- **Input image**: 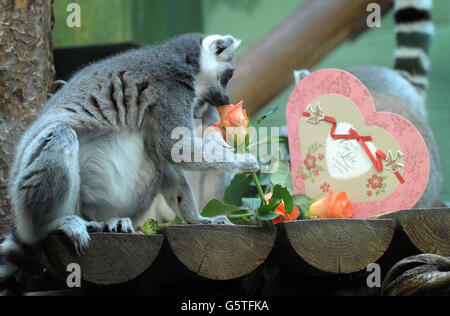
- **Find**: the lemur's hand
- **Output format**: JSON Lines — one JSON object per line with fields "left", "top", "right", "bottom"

{"left": 197, "top": 215, "right": 234, "bottom": 225}
{"left": 205, "top": 130, "right": 260, "bottom": 173}
{"left": 233, "top": 153, "right": 260, "bottom": 173}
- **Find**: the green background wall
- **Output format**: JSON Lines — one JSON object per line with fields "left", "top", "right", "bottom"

{"left": 53, "top": 0, "right": 203, "bottom": 47}
{"left": 52, "top": 0, "right": 449, "bottom": 204}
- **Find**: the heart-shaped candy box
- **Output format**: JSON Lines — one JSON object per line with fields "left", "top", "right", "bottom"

{"left": 286, "top": 69, "right": 429, "bottom": 218}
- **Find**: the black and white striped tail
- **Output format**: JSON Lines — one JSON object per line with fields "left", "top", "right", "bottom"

{"left": 0, "top": 234, "right": 34, "bottom": 296}
{"left": 394, "top": 0, "right": 434, "bottom": 97}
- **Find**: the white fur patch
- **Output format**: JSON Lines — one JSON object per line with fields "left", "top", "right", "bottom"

{"left": 397, "top": 70, "right": 429, "bottom": 86}
{"left": 396, "top": 21, "right": 434, "bottom": 35}
{"left": 194, "top": 34, "right": 241, "bottom": 98}
{"left": 0, "top": 235, "right": 21, "bottom": 255}
{"left": 395, "top": 47, "right": 430, "bottom": 71}
{"left": 202, "top": 34, "right": 242, "bottom": 61}
{"left": 78, "top": 130, "right": 153, "bottom": 220}
{"left": 14, "top": 209, "right": 36, "bottom": 245}
{"left": 294, "top": 70, "right": 310, "bottom": 85}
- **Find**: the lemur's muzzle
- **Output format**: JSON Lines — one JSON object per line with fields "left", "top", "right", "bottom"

{"left": 203, "top": 88, "right": 230, "bottom": 108}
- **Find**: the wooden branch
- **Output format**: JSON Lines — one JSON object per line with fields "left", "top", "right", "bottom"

{"left": 160, "top": 225, "right": 277, "bottom": 280}
{"left": 229, "top": 0, "right": 394, "bottom": 115}
{"left": 278, "top": 219, "right": 395, "bottom": 274}
{"left": 378, "top": 208, "right": 450, "bottom": 256}
{"left": 382, "top": 254, "right": 450, "bottom": 296}
{"left": 42, "top": 233, "right": 163, "bottom": 285}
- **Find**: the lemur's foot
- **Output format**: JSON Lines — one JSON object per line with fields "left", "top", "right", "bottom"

{"left": 85, "top": 220, "right": 104, "bottom": 233}
{"left": 198, "top": 215, "right": 234, "bottom": 225}
{"left": 103, "top": 218, "right": 135, "bottom": 233}
{"left": 58, "top": 215, "right": 93, "bottom": 255}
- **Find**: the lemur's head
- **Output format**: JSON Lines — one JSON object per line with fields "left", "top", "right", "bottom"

{"left": 194, "top": 34, "right": 241, "bottom": 108}
{"left": 168, "top": 33, "right": 240, "bottom": 124}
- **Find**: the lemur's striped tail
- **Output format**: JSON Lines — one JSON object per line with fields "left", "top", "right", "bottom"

{"left": 394, "top": 0, "right": 434, "bottom": 98}
{"left": 0, "top": 234, "right": 35, "bottom": 296}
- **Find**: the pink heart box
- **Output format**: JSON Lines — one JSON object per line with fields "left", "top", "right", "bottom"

{"left": 286, "top": 69, "right": 429, "bottom": 218}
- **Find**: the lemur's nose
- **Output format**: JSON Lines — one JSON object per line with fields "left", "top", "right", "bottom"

{"left": 220, "top": 94, "right": 230, "bottom": 107}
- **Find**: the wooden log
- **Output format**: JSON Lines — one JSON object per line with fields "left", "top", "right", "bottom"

{"left": 42, "top": 233, "right": 164, "bottom": 286}
{"left": 277, "top": 219, "right": 396, "bottom": 274}
{"left": 160, "top": 225, "right": 277, "bottom": 280}
{"left": 378, "top": 208, "right": 450, "bottom": 256}
{"left": 382, "top": 254, "right": 450, "bottom": 296}
{"left": 229, "top": 0, "right": 394, "bottom": 115}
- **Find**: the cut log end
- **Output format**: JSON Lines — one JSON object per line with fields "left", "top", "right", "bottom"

{"left": 379, "top": 208, "right": 450, "bottom": 256}
{"left": 279, "top": 219, "right": 396, "bottom": 274}
{"left": 42, "top": 233, "right": 164, "bottom": 285}
{"left": 161, "top": 225, "right": 277, "bottom": 280}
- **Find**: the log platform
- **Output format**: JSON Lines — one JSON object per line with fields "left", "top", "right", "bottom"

{"left": 32, "top": 207, "right": 449, "bottom": 295}
{"left": 159, "top": 225, "right": 277, "bottom": 280}
{"left": 277, "top": 219, "right": 396, "bottom": 274}
{"left": 378, "top": 208, "right": 450, "bottom": 256}
{"left": 41, "top": 233, "right": 164, "bottom": 286}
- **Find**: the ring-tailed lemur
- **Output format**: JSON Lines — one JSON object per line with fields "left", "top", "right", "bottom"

{"left": 0, "top": 33, "right": 259, "bottom": 294}
{"left": 296, "top": 0, "right": 442, "bottom": 208}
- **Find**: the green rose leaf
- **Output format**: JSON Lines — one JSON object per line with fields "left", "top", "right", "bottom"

{"left": 272, "top": 185, "right": 294, "bottom": 214}
{"left": 241, "top": 197, "right": 262, "bottom": 210}
{"left": 224, "top": 173, "right": 253, "bottom": 205}
{"left": 202, "top": 199, "right": 244, "bottom": 218}
{"left": 256, "top": 211, "right": 282, "bottom": 221}
{"left": 256, "top": 202, "right": 282, "bottom": 221}
{"left": 292, "top": 194, "right": 314, "bottom": 218}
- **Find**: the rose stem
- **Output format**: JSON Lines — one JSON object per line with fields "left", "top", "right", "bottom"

{"left": 228, "top": 212, "right": 254, "bottom": 219}
{"left": 252, "top": 172, "right": 267, "bottom": 204}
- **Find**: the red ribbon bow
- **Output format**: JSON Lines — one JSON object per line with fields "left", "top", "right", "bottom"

{"left": 303, "top": 112, "right": 405, "bottom": 184}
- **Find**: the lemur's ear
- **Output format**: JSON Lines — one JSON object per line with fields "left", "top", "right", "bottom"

{"left": 204, "top": 35, "right": 242, "bottom": 61}
{"left": 214, "top": 36, "right": 241, "bottom": 56}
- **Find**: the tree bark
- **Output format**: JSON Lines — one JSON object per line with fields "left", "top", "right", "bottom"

{"left": 0, "top": 0, "right": 55, "bottom": 238}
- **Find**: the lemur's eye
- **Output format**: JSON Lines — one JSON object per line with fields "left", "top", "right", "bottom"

{"left": 220, "top": 69, "right": 234, "bottom": 87}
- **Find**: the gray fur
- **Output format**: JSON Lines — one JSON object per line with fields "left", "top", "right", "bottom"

{"left": 1, "top": 33, "right": 258, "bottom": 292}
{"left": 347, "top": 66, "right": 426, "bottom": 119}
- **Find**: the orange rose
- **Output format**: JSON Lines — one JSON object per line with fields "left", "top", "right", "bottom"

{"left": 308, "top": 190, "right": 354, "bottom": 219}
{"left": 264, "top": 192, "right": 300, "bottom": 224}
{"left": 207, "top": 101, "right": 249, "bottom": 146}
{"left": 217, "top": 100, "right": 249, "bottom": 126}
